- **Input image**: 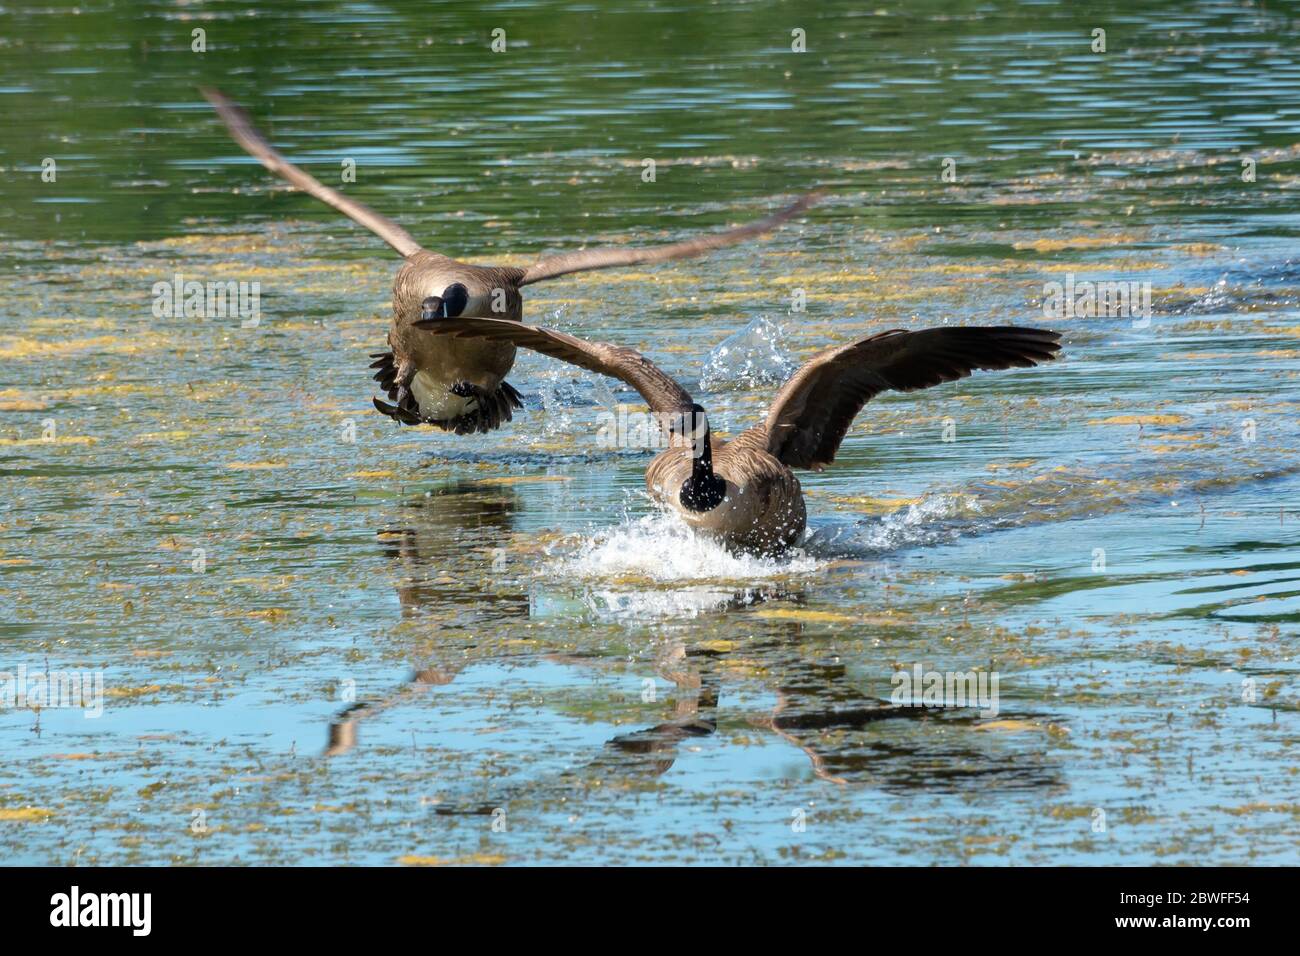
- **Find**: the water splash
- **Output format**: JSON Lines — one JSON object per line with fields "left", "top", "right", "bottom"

{"left": 808, "top": 493, "right": 987, "bottom": 554}
{"left": 1168, "top": 267, "right": 1300, "bottom": 315}
{"left": 533, "top": 371, "right": 582, "bottom": 440}
{"left": 580, "top": 585, "right": 773, "bottom": 620}
{"left": 555, "top": 509, "right": 822, "bottom": 583}
{"left": 699, "top": 316, "right": 795, "bottom": 392}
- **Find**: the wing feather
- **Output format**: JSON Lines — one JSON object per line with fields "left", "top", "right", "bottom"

{"left": 417, "top": 317, "right": 693, "bottom": 417}
{"left": 203, "top": 87, "right": 424, "bottom": 259}
{"left": 750, "top": 326, "right": 1061, "bottom": 470}
{"left": 518, "top": 192, "right": 820, "bottom": 286}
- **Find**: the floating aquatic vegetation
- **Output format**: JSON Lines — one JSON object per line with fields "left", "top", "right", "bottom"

{"left": 4, "top": 9, "right": 1300, "bottom": 866}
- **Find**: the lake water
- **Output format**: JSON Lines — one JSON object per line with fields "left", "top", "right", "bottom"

{"left": 1, "top": 0, "right": 1297, "bottom": 864}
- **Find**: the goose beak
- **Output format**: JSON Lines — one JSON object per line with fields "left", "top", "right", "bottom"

{"left": 414, "top": 295, "right": 446, "bottom": 327}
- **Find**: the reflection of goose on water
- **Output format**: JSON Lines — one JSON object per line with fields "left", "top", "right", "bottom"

{"left": 324, "top": 484, "right": 530, "bottom": 756}
{"left": 377, "top": 482, "right": 529, "bottom": 620}
{"left": 325, "top": 625, "right": 1060, "bottom": 801}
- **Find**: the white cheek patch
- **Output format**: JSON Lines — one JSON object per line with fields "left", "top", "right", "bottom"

{"left": 664, "top": 410, "right": 709, "bottom": 441}
{"left": 687, "top": 413, "right": 710, "bottom": 442}
{"left": 433, "top": 289, "right": 490, "bottom": 318}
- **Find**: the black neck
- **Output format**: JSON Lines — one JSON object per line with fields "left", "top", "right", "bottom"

{"left": 680, "top": 428, "right": 726, "bottom": 513}
{"left": 692, "top": 429, "right": 714, "bottom": 477}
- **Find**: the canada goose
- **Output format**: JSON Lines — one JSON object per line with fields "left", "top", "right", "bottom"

{"left": 417, "top": 318, "right": 1061, "bottom": 552}
{"left": 202, "top": 88, "right": 820, "bottom": 434}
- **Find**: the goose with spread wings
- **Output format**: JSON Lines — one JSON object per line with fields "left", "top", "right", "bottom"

{"left": 416, "top": 317, "right": 1062, "bottom": 552}
{"left": 202, "top": 88, "right": 819, "bottom": 434}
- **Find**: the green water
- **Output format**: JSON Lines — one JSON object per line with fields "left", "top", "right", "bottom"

{"left": 1, "top": 0, "right": 1297, "bottom": 865}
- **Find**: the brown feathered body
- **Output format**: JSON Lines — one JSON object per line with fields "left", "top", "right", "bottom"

{"left": 645, "top": 431, "right": 807, "bottom": 552}
{"left": 370, "top": 253, "right": 527, "bottom": 434}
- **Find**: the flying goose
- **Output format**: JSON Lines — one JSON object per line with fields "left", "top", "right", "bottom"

{"left": 416, "top": 318, "right": 1062, "bottom": 552}
{"left": 202, "top": 88, "right": 820, "bottom": 434}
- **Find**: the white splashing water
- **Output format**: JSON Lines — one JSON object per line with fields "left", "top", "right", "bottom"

{"left": 534, "top": 368, "right": 580, "bottom": 439}
{"left": 581, "top": 586, "right": 758, "bottom": 620}
{"left": 588, "top": 377, "right": 620, "bottom": 414}
{"left": 556, "top": 510, "right": 822, "bottom": 583}
{"left": 1188, "top": 275, "right": 1234, "bottom": 313}
{"left": 542, "top": 493, "right": 990, "bottom": 618}
{"left": 699, "top": 315, "right": 795, "bottom": 392}
{"left": 807, "top": 492, "right": 986, "bottom": 554}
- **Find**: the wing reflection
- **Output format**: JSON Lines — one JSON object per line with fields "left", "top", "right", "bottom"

{"left": 326, "top": 481, "right": 529, "bottom": 755}
{"left": 378, "top": 480, "right": 530, "bottom": 620}
{"left": 326, "top": 491, "right": 1061, "bottom": 797}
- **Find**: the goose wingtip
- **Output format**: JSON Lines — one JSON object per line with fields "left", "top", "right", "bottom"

{"left": 199, "top": 86, "right": 233, "bottom": 111}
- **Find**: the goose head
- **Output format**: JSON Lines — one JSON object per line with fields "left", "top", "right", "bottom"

{"left": 665, "top": 402, "right": 711, "bottom": 452}
{"left": 413, "top": 276, "right": 520, "bottom": 330}
{"left": 669, "top": 403, "right": 727, "bottom": 513}
{"left": 418, "top": 282, "right": 471, "bottom": 323}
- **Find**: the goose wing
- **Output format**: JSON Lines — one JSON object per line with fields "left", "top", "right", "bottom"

{"left": 518, "top": 192, "right": 820, "bottom": 286}
{"left": 417, "top": 317, "right": 693, "bottom": 417}
{"left": 202, "top": 88, "right": 424, "bottom": 259}
{"left": 748, "top": 326, "right": 1061, "bottom": 471}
